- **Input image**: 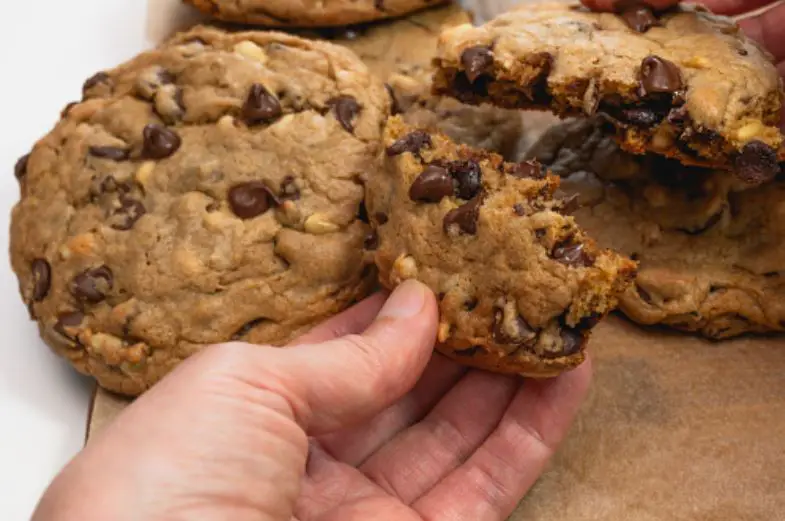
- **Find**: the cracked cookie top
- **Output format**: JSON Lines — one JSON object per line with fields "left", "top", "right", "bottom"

{"left": 184, "top": 0, "right": 449, "bottom": 27}
{"left": 10, "top": 26, "right": 389, "bottom": 395}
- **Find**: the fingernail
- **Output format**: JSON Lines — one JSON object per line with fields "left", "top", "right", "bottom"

{"left": 377, "top": 280, "right": 428, "bottom": 319}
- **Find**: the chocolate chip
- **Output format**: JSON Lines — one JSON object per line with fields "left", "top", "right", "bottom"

{"left": 639, "top": 56, "right": 683, "bottom": 96}
{"left": 357, "top": 202, "right": 370, "bottom": 223}
{"left": 71, "top": 266, "right": 113, "bottom": 303}
{"left": 552, "top": 241, "right": 594, "bottom": 267}
{"left": 54, "top": 311, "right": 85, "bottom": 340}
{"left": 242, "top": 84, "right": 283, "bottom": 125}
{"left": 31, "top": 259, "right": 51, "bottom": 302}
{"left": 443, "top": 193, "right": 484, "bottom": 235}
{"left": 513, "top": 203, "right": 526, "bottom": 216}
{"left": 110, "top": 197, "right": 147, "bottom": 230}
{"left": 734, "top": 140, "right": 780, "bottom": 184}
{"left": 492, "top": 309, "right": 535, "bottom": 344}
{"left": 279, "top": 176, "right": 300, "bottom": 200}
{"left": 620, "top": 108, "right": 661, "bottom": 127}
{"left": 386, "top": 130, "right": 432, "bottom": 156}
{"left": 327, "top": 96, "right": 361, "bottom": 133}
{"left": 14, "top": 154, "right": 30, "bottom": 181}
{"left": 141, "top": 124, "right": 181, "bottom": 159}
{"left": 374, "top": 212, "right": 389, "bottom": 225}
{"left": 509, "top": 160, "right": 544, "bottom": 179}
{"left": 448, "top": 160, "right": 482, "bottom": 199}
{"left": 228, "top": 182, "right": 277, "bottom": 219}
{"left": 617, "top": 1, "right": 660, "bottom": 33}
{"left": 82, "top": 72, "right": 110, "bottom": 95}
{"left": 461, "top": 46, "right": 494, "bottom": 83}
{"left": 364, "top": 230, "right": 379, "bottom": 250}
{"left": 385, "top": 83, "right": 402, "bottom": 115}
{"left": 558, "top": 328, "right": 585, "bottom": 357}
{"left": 88, "top": 146, "right": 129, "bottom": 161}
{"left": 231, "top": 318, "right": 268, "bottom": 340}
{"left": 453, "top": 346, "right": 482, "bottom": 357}
{"left": 410, "top": 166, "right": 454, "bottom": 203}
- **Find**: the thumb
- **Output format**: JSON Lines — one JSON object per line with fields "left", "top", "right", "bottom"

{"left": 276, "top": 279, "right": 439, "bottom": 435}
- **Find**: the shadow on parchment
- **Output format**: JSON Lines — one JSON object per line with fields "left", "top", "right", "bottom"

{"left": 145, "top": 0, "right": 208, "bottom": 45}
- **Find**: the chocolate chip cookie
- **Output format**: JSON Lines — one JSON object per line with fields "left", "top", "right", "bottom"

{"left": 10, "top": 26, "right": 389, "bottom": 396}
{"left": 184, "top": 0, "right": 449, "bottom": 27}
{"left": 527, "top": 117, "right": 785, "bottom": 339}
{"left": 366, "top": 116, "right": 637, "bottom": 376}
{"left": 317, "top": 3, "right": 525, "bottom": 159}
{"left": 433, "top": 2, "right": 785, "bottom": 184}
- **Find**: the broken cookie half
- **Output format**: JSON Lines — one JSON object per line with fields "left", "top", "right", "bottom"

{"left": 432, "top": 2, "right": 784, "bottom": 185}
{"left": 366, "top": 116, "right": 637, "bottom": 376}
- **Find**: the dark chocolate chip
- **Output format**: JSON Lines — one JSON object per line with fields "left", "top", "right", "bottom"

{"left": 453, "top": 345, "right": 482, "bottom": 357}
{"left": 279, "top": 176, "right": 300, "bottom": 200}
{"left": 327, "top": 96, "right": 361, "bottom": 133}
{"left": 509, "top": 160, "right": 544, "bottom": 179}
{"left": 577, "top": 313, "right": 603, "bottom": 330}
{"left": 448, "top": 160, "right": 482, "bottom": 199}
{"left": 461, "top": 46, "right": 494, "bottom": 83}
{"left": 620, "top": 108, "right": 661, "bottom": 127}
{"left": 31, "top": 259, "right": 51, "bottom": 302}
{"left": 513, "top": 203, "right": 526, "bottom": 216}
{"left": 617, "top": 1, "right": 660, "bottom": 33}
{"left": 559, "top": 328, "right": 585, "bottom": 356}
{"left": 88, "top": 146, "right": 129, "bottom": 161}
{"left": 54, "top": 311, "right": 85, "bottom": 340}
{"left": 141, "top": 124, "right": 181, "bottom": 159}
{"left": 734, "top": 140, "right": 780, "bottom": 185}
{"left": 364, "top": 231, "right": 379, "bottom": 250}
{"left": 111, "top": 197, "right": 147, "bottom": 231}
{"left": 82, "top": 72, "right": 110, "bottom": 95}
{"left": 242, "top": 84, "right": 283, "bottom": 125}
{"left": 443, "top": 193, "right": 484, "bottom": 235}
{"left": 639, "top": 55, "right": 683, "bottom": 96}
{"left": 464, "top": 298, "right": 478, "bottom": 311}
{"left": 410, "top": 166, "right": 454, "bottom": 203}
{"left": 71, "top": 266, "right": 113, "bottom": 304}
{"left": 492, "top": 309, "right": 535, "bottom": 344}
{"left": 374, "top": 212, "right": 389, "bottom": 225}
{"left": 14, "top": 154, "right": 30, "bottom": 181}
{"left": 385, "top": 83, "right": 402, "bottom": 115}
{"left": 231, "top": 318, "right": 268, "bottom": 340}
{"left": 552, "top": 241, "right": 594, "bottom": 267}
{"left": 228, "top": 182, "right": 277, "bottom": 219}
{"left": 386, "top": 130, "right": 433, "bottom": 156}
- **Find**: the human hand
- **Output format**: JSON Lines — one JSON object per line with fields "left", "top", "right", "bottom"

{"left": 32, "top": 280, "right": 592, "bottom": 521}
{"left": 580, "top": 0, "right": 785, "bottom": 79}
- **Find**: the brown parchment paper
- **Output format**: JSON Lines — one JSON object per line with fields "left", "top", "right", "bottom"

{"left": 86, "top": 1, "right": 785, "bottom": 519}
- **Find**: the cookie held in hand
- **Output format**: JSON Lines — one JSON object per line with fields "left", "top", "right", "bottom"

{"left": 366, "top": 117, "right": 637, "bottom": 376}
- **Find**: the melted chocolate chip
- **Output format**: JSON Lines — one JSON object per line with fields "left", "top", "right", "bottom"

{"left": 71, "top": 266, "right": 113, "bottom": 303}
{"left": 54, "top": 311, "right": 85, "bottom": 340}
{"left": 443, "top": 193, "right": 484, "bottom": 235}
{"left": 141, "top": 124, "right": 181, "bottom": 159}
{"left": 364, "top": 230, "right": 379, "bottom": 250}
{"left": 231, "top": 318, "right": 268, "bottom": 340}
{"left": 448, "top": 160, "right": 482, "bottom": 199}
{"left": 410, "top": 166, "right": 454, "bottom": 203}
{"left": 327, "top": 96, "right": 361, "bottom": 133}
{"left": 461, "top": 46, "right": 494, "bottom": 83}
{"left": 82, "top": 72, "right": 110, "bottom": 95}
{"left": 242, "top": 84, "right": 283, "bottom": 125}
{"left": 509, "top": 160, "right": 544, "bottom": 179}
{"left": 228, "top": 182, "right": 277, "bottom": 219}
{"left": 513, "top": 203, "right": 526, "bottom": 216}
{"left": 15, "top": 154, "right": 30, "bottom": 181}
{"left": 492, "top": 309, "right": 535, "bottom": 345}
{"left": 734, "top": 140, "right": 780, "bottom": 184}
{"left": 617, "top": 1, "right": 660, "bottom": 33}
{"left": 111, "top": 197, "right": 147, "bottom": 231}
{"left": 552, "top": 241, "right": 594, "bottom": 267}
{"left": 31, "top": 259, "right": 51, "bottom": 302}
{"left": 386, "top": 130, "right": 432, "bottom": 156}
{"left": 639, "top": 56, "right": 683, "bottom": 96}
{"left": 559, "top": 328, "right": 585, "bottom": 356}
{"left": 88, "top": 146, "right": 129, "bottom": 161}
{"left": 374, "top": 212, "right": 389, "bottom": 225}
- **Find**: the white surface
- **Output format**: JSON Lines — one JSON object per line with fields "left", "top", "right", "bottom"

{"left": 0, "top": 1, "right": 203, "bottom": 518}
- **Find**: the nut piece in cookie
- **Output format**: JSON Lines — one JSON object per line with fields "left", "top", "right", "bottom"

{"left": 527, "top": 117, "right": 785, "bottom": 340}
{"left": 10, "top": 26, "right": 390, "bottom": 396}
{"left": 367, "top": 116, "right": 637, "bottom": 376}
{"left": 432, "top": 2, "right": 784, "bottom": 184}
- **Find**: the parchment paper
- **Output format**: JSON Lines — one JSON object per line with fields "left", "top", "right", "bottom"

{"left": 87, "top": 1, "right": 785, "bottom": 519}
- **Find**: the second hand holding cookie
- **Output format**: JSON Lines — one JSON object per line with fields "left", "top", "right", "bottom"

{"left": 33, "top": 281, "right": 591, "bottom": 521}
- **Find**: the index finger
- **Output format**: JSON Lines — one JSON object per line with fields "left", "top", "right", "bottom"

{"left": 580, "top": 0, "right": 679, "bottom": 12}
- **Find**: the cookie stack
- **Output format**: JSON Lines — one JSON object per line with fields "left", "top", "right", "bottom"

{"left": 9, "top": 0, "right": 783, "bottom": 396}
